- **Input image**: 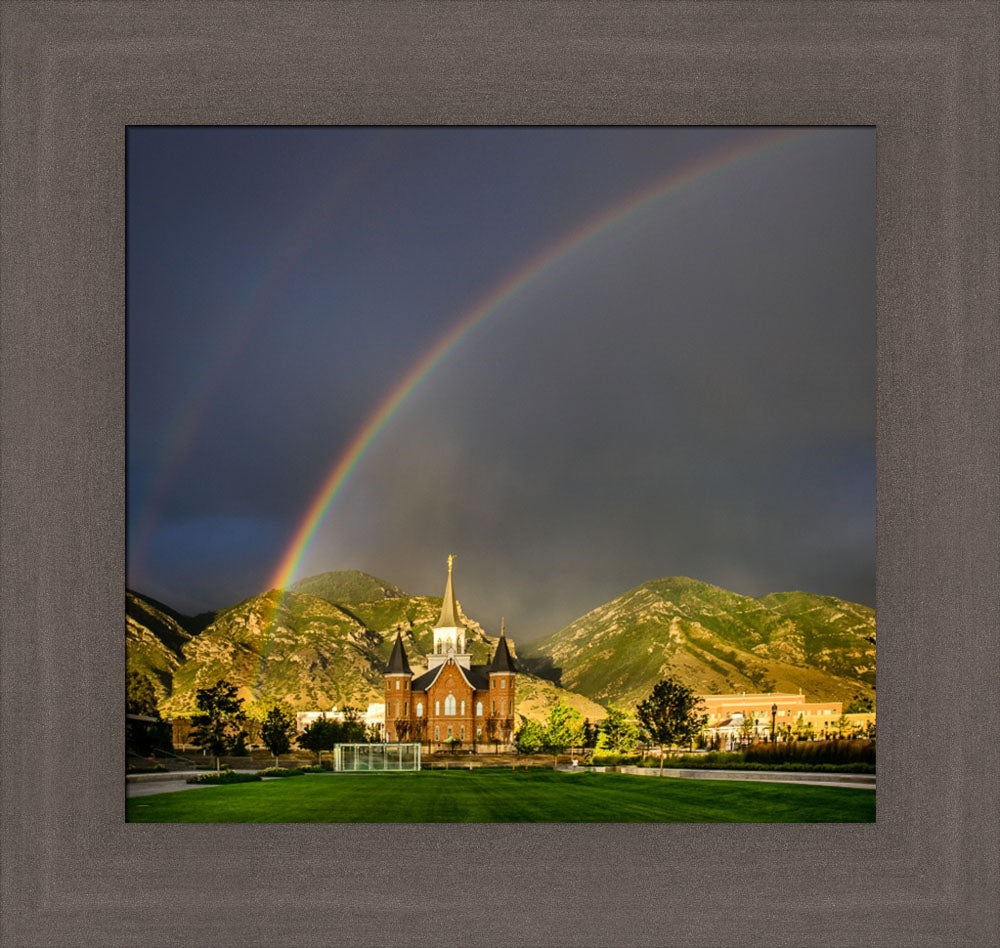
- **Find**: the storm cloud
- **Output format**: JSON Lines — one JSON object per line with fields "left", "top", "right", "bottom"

{"left": 127, "top": 127, "right": 874, "bottom": 640}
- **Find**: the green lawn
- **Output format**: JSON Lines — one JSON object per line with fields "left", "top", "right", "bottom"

{"left": 127, "top": 770, "right": 874, "bottom": 823}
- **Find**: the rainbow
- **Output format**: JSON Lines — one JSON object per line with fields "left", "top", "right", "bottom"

{"left": 266, "top": 127, "right": 814, "bottom": 604}
{"left": 128, "top": 130, "right": 403, "bottom": 587}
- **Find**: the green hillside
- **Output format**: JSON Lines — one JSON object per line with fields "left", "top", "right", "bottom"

{"left": 125, "top": 590, "right": 195, "bottom": 701}
{"left": 131, "top": 572, "right": 874, "bottom": 723}
{"left": 527, "top": 577, "right": 876, "bottom": 707}
{"left": 151, "top": 587, "right": 600, "bottom": 722}
{"left": 290, "top": 570, "right": 407, "bottom": 604}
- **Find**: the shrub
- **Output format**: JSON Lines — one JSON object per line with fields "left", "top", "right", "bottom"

{"left": 300, "top": 764, "right": 331, "bottom": 773}
{"left": 743, "top": 739, "right": 875, "bottom": 767}
{"left": 259, "top": 767, "right": 305, "bottom": 778}
{"left": 590, "top": 751, "right": 641, "bottom": 767}
{"left": 636, "top": 748, "right": 875, "bottom": 774}
{"left": 185, "top": 771, "right": 262, "bottom": 785}
{"left": 126, "top": 763, "right": 168, "bottom": 774}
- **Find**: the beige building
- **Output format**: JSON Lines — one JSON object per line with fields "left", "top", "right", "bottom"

{"left": 699, "top": 691, "right": 874, "bottom": 744}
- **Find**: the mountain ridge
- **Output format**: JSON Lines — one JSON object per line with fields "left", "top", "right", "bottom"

{"left": 525, "top": 576, "right": 875, "bottom": 706}
{"left": 127, "top": 570, "right": 874, "bottom": 722}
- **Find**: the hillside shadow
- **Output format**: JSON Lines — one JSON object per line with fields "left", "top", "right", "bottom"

{"left": 517, "top": 655, "right": 563, "bottom": 687}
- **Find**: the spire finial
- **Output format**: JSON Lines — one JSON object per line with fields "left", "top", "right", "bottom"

{"left": 447, "top": 553, "right": 455, "bottom": 573}
{"left": 500, "top": 617, "right": 505, "bottom": 637}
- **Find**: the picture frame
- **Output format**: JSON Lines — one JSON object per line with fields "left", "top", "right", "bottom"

{"left": 1, "top": 2, "right": 995, "bottom": 944}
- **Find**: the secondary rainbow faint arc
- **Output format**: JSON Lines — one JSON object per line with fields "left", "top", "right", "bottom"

{"left": 267, "top": 128, "right": 811, "bottom": 597}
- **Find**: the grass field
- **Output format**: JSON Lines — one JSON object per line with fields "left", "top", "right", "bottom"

{"left": 126, "top": 770, "right": 874, "bottom": 823}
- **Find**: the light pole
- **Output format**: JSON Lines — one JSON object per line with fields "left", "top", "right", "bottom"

{"left": 771, "top": 704, "right": 777, "bottom": 744}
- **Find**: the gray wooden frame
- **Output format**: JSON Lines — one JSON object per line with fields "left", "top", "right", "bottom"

{"left": 1, "top": 2, "right": 996, "bottom": 945}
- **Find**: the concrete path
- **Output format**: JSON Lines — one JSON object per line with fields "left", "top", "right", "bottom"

{"left": 579, "top": 765, "right": 875, "bottom": 790}
{"left": 126, "top": 770, "right": 258, "bottom": 797}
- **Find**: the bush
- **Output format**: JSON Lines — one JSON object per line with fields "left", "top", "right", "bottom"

{"left": 743, "top": 739, "right": 875, "bottom": 767}
{"left": 590, "top": 751, "right": 642, "bottom": 766}
{"left": 300, "top": 764, "right": 332, "bottom": 773}
{"left": 636, "top": 746, "right": 875, "bottom": 774}
{"left": 259, "top": 767, "right": 305, "bottom": 778}
{"left": 126, "top": 763, "right": 168, "bottom": 774}
{"left": 185, "top": 771, "right": 262, "bottom": 785}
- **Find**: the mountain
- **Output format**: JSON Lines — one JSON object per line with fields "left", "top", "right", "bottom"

{"left": 157, "top": 587, "right": 603, "bottom": 722}
{"left": 526, "top": 577, "right": 876, "bottom": 708}
{"left": 290, "top": 569, "right": 407, "bottom": 604}
{"left": 126, "top": 590, "right": 196, "bottom": 701}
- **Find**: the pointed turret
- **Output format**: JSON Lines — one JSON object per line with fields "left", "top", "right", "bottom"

{"left": 387, "top": 631, "right": 412, "bottom": 675}
{"left": 489, "top": 619, "right": 516, "bottom": 673}
{"left": 435, "top": 553, "right": 462, "bottom": 629}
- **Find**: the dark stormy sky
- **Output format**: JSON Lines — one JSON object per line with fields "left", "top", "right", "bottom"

{"left": 127, "top": 127, "right": 874, "bottom": 643}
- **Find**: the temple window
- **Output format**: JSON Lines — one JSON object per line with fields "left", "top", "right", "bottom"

{"left": 416, "top": 701, "right": 423, "bottom": 717}
{"left": 476, "top": 701, "right": 483, "bottom": 716}
{"left": 444, "top": 694, "right": 456, "bottom": 715}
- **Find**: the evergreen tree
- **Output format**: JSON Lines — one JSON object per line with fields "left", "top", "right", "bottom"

{"left": 126, "top": 671, "right": 159, "bottom": 716}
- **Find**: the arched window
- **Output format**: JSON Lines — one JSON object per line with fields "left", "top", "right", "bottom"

{"left": 444, "top": 694, "right": 456, "bottom": 716}
{"left": 447, "top": 725, "right": 452, "bottom": 738}
{"left": 476, "top": 701, "right": 483, "bottom": 716}
{"left": 435, "top": 726, "right": 439, "bottom": 740}
{"left": 501, "top": 679, "right": 506, "bottom": 688}
{"left": 435, "top": 700, "right": 440, "bottom": 716}
{"left": 416, "top": 701, "right": 423, "bottom": 717}
{"left": 460, "top": 726, "right": 465, "bottom": 739}
{"left": 460, "top": 699, "right": 465, "bottom": 716}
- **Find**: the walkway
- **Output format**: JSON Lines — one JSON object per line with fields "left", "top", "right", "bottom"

{"left": 580, "top": 765, "right": 875, "bottom": 790}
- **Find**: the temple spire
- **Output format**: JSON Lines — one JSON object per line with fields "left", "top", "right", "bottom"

{"left": 436, "top": 553, "right": 462, "bottom": 630}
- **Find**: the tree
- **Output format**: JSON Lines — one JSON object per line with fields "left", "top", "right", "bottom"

{"left": 297, "top": 715, "right": 341, "bottom": 764}
{"left": 582, "top": 718, "right": 599, "bottom": 749}
{"left": 845, "top": 695, "right": 875, "bottom": 714}
{"left": 126, "top": 671, "right": 159, "bottom": 716}
{"left": 340, "top": 705, "right": 367, "bottom": 743}
{"left": 260, "top": 705, "right": 297, "bottom": 766}
{"left": 836, "top": 714, "right": 850, "bottom": 738}
{"left": 636, "top": 677, "right": 706, "bottom": 775}
{"left": 738, "top": 712, "right": 756, "bottom": 747}
{"left": 484, "top": 714, "right": 500, "bottom": 753}
{"left": 514, "top": 715, "right": 546, "bottom": 754}
{"left": 189, "top": 679, "right": 246, "bottom": 774}
{"left": 596, "top": 707, "right": 641, "bottom": 754}
{"left": 543, "top": 700, "right": 585, "bottom": 770}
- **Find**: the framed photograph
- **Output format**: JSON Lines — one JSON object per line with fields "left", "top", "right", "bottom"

{"left": 2, "top": 2, "right": 996, "bottom": 945}
{"left": 124, "top": 124, "right": 876, "bottom": 825}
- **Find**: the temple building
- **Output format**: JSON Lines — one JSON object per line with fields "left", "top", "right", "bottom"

{"left": 384, "top": 555, "right": 516, "bottom": 752}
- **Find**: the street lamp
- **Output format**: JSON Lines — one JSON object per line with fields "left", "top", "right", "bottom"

{"left": 771, "top": 704, "right": 778, "bottom": 744}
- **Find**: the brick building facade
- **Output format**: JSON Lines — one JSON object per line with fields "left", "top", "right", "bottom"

{"left": 384, "top": 556, "right": 516, "bottom": 752}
